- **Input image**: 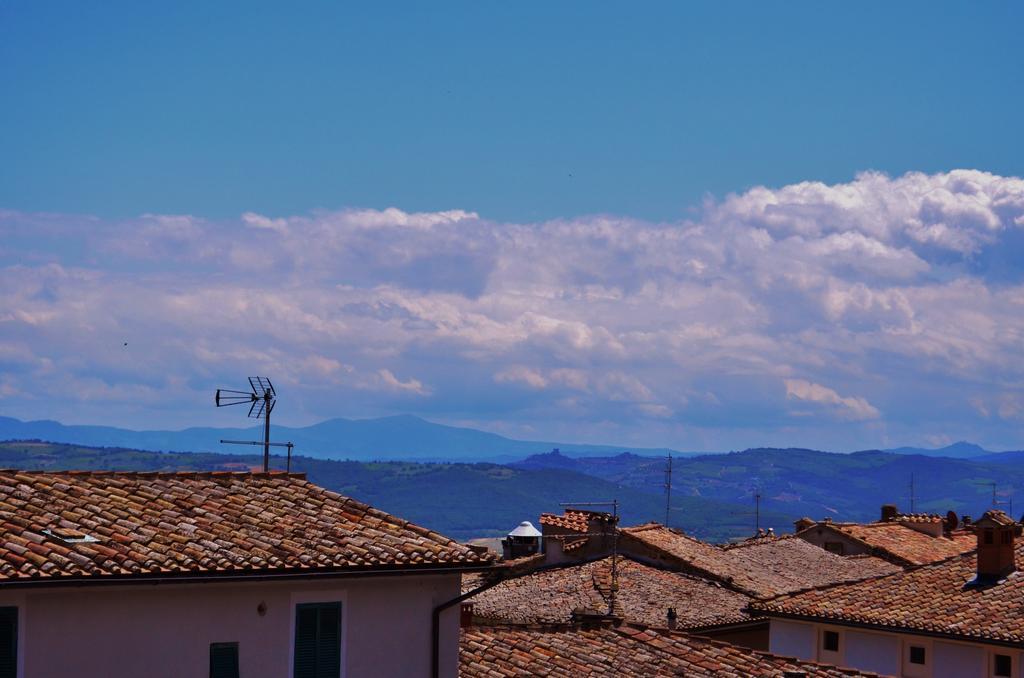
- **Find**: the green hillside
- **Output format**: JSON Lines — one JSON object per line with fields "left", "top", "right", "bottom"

{"left": 0, "top": 440, "right": 782, "bottom": 542}
{"left": 517, "top": 447, "right": 1024, "bottom": 524}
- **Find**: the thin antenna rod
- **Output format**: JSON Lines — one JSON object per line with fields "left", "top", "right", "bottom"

{"left": 611, "top": 499, "right": 618, "bottom": 616}
{"left": 263, "top": 401, "right": 271, "bottom": 472}
{"left": 664, "top": 454, "right": 672, "bottom": 527}
{"left": 755, "top": 492, "right": 761, "bottom": 533}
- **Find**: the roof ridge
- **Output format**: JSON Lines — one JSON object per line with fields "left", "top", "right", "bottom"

{"left": 721, "top": 533, "right": 797, "bottom": 550}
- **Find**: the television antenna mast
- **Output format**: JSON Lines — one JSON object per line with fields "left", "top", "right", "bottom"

{"left": 214, "top": 376, "right": 278, "bottom": 472}
{"left": 664, "top": 454, "right": 672, "bottom": 527}
{"left": 977, "top": 481, "right": 1013, "bottom": 514}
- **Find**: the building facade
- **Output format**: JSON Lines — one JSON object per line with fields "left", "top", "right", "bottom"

{"left": 756, "top": 510, "right": 1024, "bottom": 678}
{"left": 0, "top": 470, "right": 493, "bottom": 678}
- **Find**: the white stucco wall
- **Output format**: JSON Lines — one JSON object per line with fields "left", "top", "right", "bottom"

{"left": 844, "top": 630, "right": 899, "bottom": 676}
{"left": 0, "top": 573, "right": 462, "bottom": 678}
{"left": 769, "top": 619, "right": 1024, "bottom": 678}
{"left": 933, "top": 640, "right": 987, "bottom": 678}
{"left": 768, "top": 619, "right": 815, "bottom": 660}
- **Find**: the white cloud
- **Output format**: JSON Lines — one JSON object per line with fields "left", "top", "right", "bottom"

{"left": 2, "top": 171, "right": 1024, "bottom": 448}
{"left": 784, "top": 379, "right": 880, "bottom": 421}
{"left": 494, "top": 366, "right": 548, "bottom": 390}
{"left": 241, "top": 212, "right": 289, "bottom": 234}
{"left": 377, "top": 369, "right": 430, "bottom": 396}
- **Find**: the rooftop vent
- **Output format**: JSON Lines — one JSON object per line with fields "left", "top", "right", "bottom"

{"left": 43, "top": 527, "right": 99, "bottom": 544}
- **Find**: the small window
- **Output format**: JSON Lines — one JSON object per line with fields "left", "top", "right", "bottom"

{"left": 985, "top": 530, "right": 994, "bottom": 545}
{"left": 822, "top": 630, "right": 839, "bottom": 652}
{"left": 1001, "top": 531, "right": 1012, "bottom": 544}
{"left": 0, "top": 607, "right": 15, "bottom": 678}
{"left": 994, "top": 654, "right": 1012, "bottom": 678}
{"left": 909, "top": 645, "right": 926, "bottom": 665}
{"left": 209, "top": 643, "right": 239, "bottom": 678}
{"left": 294, "top": 602, "right": 342, "bottom": 678}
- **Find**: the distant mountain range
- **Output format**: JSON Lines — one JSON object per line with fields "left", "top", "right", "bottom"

{"left": 883, "top": 441, "right": 994, "bottom": 459}
{"left": 0, "top": 415, "right": 1016, "bottom": 463}
{"left": 0, "top": 415, "right": 689, "bottom": 462}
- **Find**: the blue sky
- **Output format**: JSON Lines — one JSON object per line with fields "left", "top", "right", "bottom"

{"left": 3, "top": 2, "right": 1022, "bottom": 221}
{"left": 1, "top": 3, "right": 1023, "bottom": 451}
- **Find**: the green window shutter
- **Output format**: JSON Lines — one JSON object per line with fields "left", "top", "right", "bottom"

{"left": 0, "top": 607, "right": 16, "bottom": 678}
{"left": 294, "top": 606, "right": 319, "bottom": 677}
{"left": 209, "top": 642, "right": 239, "bottom": 678}
{"left": 294, "top": 603, "right": 342, "bottom": 678}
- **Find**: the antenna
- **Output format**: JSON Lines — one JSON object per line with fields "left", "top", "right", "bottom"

{"left": 754, "top": 491, "right": 761, "bottom": 533}
{"left": 664, "top": 454, "right": 672, "bottom": 527}
{"left": 975, "top": 481, "right": 1012, "bottom": 513}
{"left": 219, "top": 439, "right": 296, "bottom": 473}
{"left": 215, "top": 376, "right": 277, "bottom": 472}
{"left": 726, "top": 483, "right": 765, "bottom": 539}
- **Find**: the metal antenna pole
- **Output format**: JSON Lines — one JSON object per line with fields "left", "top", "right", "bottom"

{"left": 610, "top": 499, "right": 618, "bottom": 616}
{"left": 220, "top": 439, "right": 296, "bottom": 473}
{"left": 215, "top": 376, "right": 279, "bottom": 472}
{"left": 664, "top": 454, "right": 672, "bottom": 527}
{"left": 263, "top": 396, "right": 271, "bottom": 472}
{"left": 755, "top": 492, "right": 761, "bottom": 533}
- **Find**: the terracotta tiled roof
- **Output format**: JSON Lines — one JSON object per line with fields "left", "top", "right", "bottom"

{"left": 809, "top": 522, "right": 976, "bottom": 566}
{"left": 719, "top": 535, "right": 900, "bottom": 596}
{"left": 460, "top": 624, "right": 880, "bottom": 677}
{"left": 621, "top": 523, "right": 729, "bottom": 572}
{"left": 622, "top": 524, "right": 898, "bottom": 598}
{"left": 560, "top": 537, "right": 587, "bottom": 552}
{"left": 752, "top": 543, "right": 1024, "bottom": 645}
{"left": 538, "top": 509, "right": 613, "bottom": 533}
{"left": 0, "top": 470, "right": 492, "bottom": 583}
{"left": 977, "top": 509, "right": 1016, "bottom": 527}
{"left": 464, "top": 556, "right": 755, "bottom": 630}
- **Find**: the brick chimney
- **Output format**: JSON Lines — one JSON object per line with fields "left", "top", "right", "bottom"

{"left": 974, "top": 510, "right": 1017, "bottom": 581}
{"left": 793, "top": 517, "right": 815, "bottom": 532}
{"left": 880, "top": 504, "right": 898, "bottom": 522}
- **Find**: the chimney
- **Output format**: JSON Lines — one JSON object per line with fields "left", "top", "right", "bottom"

{"left": 974, "top": 510, "right": 1017, "bottom": 582}
{"left": 666, "top": 607, "right": 678, "bottom": 630}
{"left": 460, "top": 603, "right": 475, "bottom": 628}
{"left": 945, "top": 510, "right": 959, "bottom": 534}
{"left": 880, "top": 504, "right": 898, "bottom": 522}
{"left": 793, "top": 517, "right": 815, "bottom": 532}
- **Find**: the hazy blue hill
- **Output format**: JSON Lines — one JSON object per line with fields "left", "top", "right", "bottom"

{"left": 0, "top": 415, "right": 690, "bottom": 462}
{"left": 519, "top": 446, "right": 1024, "bottom": 526}
{"left": 0, "top": 440, "right": 777, "bottom": 542}
{"left": 884, "top": 441, "right": 992, "bottom": 459}
{"left": 977, "top": 451, "right": 1024, "bottom": 464}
